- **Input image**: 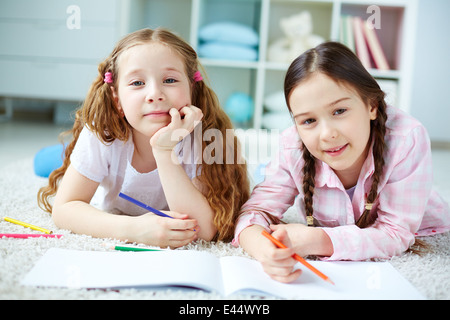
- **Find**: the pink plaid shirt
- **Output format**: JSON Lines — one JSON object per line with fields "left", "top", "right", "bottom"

{"left": 233, "top": 106, "right": 450, "bottom": 260}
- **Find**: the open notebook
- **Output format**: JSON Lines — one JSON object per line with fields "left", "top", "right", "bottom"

{"left": 21, "top": 248, "right": 424, "bottom": 299}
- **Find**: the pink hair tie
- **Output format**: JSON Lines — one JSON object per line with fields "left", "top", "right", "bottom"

{"left": 193, "top": 71, "right": 203, "bottom": 82}
{"left": 104, "top": 72, "right": 113, "bottom": 84}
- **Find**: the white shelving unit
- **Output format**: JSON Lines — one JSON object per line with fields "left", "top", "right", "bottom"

{"left": 123, "top": 0, "right": 418, "bottom": 130}
{"left": 0, "top": 0, "right": 417, "bottom": 128}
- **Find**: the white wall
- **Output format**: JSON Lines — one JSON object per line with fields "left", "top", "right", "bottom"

{"left": 410, "top": 0, "right": 450, "bottom": 143}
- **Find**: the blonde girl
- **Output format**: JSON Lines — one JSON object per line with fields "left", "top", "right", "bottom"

{"left": 38, "top": 28, "right": 249, "bottom": 247}
{"left": 234, "top": 42, "right": 450, "bottom": 283}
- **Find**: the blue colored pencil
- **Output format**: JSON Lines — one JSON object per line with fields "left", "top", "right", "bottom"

{"left": 118, "top": 192, "right": 173, "bottom": 219}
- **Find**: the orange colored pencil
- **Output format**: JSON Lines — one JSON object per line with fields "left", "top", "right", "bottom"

{"left": 261, "top": 230, "right": 334, "bottom": 285}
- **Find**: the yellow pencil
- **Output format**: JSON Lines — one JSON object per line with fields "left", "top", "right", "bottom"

{"left": 3, "top": 217, "right": 52, "bottom": 234}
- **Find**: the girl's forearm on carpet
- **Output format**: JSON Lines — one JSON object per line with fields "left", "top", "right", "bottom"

{"left": 52, "top": 201, "right": 132, "bottom": 241}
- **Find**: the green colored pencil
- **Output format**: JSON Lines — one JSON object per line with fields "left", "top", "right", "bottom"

{"left": 114, "top": 245, "right": 162, "bottom": 252}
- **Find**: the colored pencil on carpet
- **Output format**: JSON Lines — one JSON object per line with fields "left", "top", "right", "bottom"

{"left": 261, "top": 230, "right": 335, "bottom": 285}
{"left": 0, "top": 233, "right": 63, "bottom": 239}
{"left": 3, "top": 216, "right": 52, "bottom": 234}
{"left": 114, "top": 245, "right": 163, "bottom": 252}
{"left": 118, "top": 192, "right": 173, "bottom": 219}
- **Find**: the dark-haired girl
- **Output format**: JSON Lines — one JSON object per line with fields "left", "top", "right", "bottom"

{"left": 234, "top": 42, "right": 450, "bottom": 283}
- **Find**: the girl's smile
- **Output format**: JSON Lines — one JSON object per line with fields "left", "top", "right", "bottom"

{"left": 289, "top": 72, "right": 377, "bottom": 188}
{"left": 324, "top": 143, "right": 348, "bottom": 157}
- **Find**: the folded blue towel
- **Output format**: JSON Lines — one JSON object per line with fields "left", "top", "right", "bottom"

{"left": 199, "top": 22, "right": 259, "bottom": 47}
{"left": 199, "top": 42, "right": 258, "bottom": 61}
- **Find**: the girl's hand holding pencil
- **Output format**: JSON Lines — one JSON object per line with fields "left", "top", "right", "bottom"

{"left": 256, "top": 228, "right": 304, "bottom": 283}
{"left": 119, "top": 193, "right": 198, "bottom": 248}
{"left": 262, "top": 229, "right": 334, "bottom": 285}
{"left": 132, "top": 212, "right": 198, "bottom": 248}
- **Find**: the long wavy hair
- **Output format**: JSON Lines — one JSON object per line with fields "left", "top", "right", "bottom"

{"left": 284, "top": 41, "right": 388, "bottom": 229}
{"left": 37, "top": 28, "right": 250, "bottom": 242}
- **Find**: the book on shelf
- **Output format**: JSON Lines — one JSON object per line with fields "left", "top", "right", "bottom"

{"left": 21, "top": 248, "right": 424, "bottom": 299}
{"left": 362, "top": 19, "right": 390, "bottom": 70}
{"left": 340, "top": 15, "right": 356, "bottom": 54}
{"left": 352, "top": 16, "right": 372, "bottom": 69}
{"left": 340, "top": 15, "right": 390, "bottom": 71}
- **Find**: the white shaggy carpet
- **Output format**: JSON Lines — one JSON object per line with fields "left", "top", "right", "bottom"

{"left": 0, "top": 157, "right": 449, "bottom": 300}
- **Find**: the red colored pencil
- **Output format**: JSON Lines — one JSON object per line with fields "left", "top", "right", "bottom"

{"left": 0, "top": 233, "right": 63, "bottom": 239}
{"left": 262, "top": 230, "right": 334, "bottom": 285}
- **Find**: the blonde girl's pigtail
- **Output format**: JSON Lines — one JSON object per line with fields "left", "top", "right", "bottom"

{"left": 194, "top": 78, "right": 250, "bottom": 242}
{"left": 37, "top": 60, "right": 127, "bottom": 213}
{"left": 37, "top": 109, "right": 84, "bottom": 213}
{"left": 82, "top": 63, "right": 130, "bottom": 143}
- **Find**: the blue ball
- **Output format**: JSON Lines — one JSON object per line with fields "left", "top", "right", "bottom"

{"left": 225, "top": 92, "right": 254, "bottom": 123}
{"left": 34, "top": 144, "right": 66, "bottom": 177}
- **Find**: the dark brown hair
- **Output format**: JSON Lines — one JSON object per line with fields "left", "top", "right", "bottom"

{"left": 284, "top": 41, "right": 388, "bottom": 228}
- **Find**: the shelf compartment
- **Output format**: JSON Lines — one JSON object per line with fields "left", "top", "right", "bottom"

{"left": 203, "top": 65, "right": 257, "bottom": 122}
{"left": 340, "top": 4, "right": 405, "bottom": 71}
{"left": 196, "top": 0, "right": 262, "bottom": 62}
{"left": 128, "top": 0, "right": 193, "bottom": 42}
{"left": 267, "top": 0, "right": 333, "bottom": 64}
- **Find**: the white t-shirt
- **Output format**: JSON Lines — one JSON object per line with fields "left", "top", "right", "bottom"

{"left": 70, "top": 127, "right": 201, "bottom": 216}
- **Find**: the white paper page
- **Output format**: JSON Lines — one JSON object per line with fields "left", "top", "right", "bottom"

{"left": 220, "top": 257, "right": 425, "bottom": 299}
{"left": 21, "top": 248, "right": 224, "bottom": 293}
{"left": 220, "top": 255, "right": 287, "bottom": 297}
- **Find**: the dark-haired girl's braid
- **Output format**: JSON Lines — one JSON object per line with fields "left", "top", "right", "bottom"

{"left": 302, "top": 146, "right": 316, "bottom": 226}
{"left": 356, "top": 102, "right": 388, "bottom": 228}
